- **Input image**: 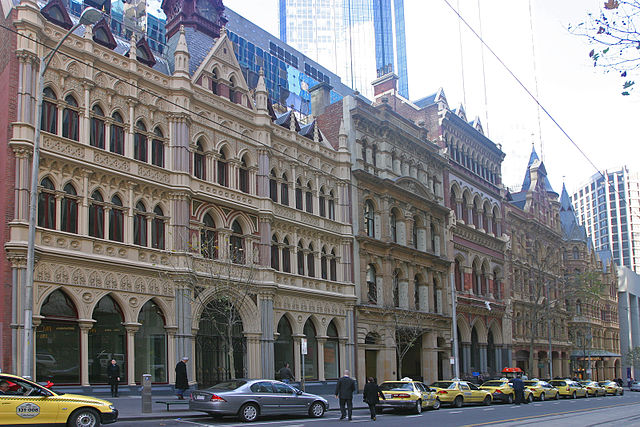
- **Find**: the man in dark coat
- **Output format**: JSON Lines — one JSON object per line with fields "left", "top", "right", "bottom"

{"left": 334, "top": 370, "right": 356, "bottom": 420}
{"left": 278, "top": 362, "right": 294, "bottom": 383}
{"left": 512, "top": 375, "right": 525, "bottom": 405}
{"left": 106, "top": 359, "right": 120, "bottom": 397}
{"left": 363, "top": 377, "right": 385, "bottom": 421}
{"left": 175, "top": 356, "right": 189, "bottom": 399}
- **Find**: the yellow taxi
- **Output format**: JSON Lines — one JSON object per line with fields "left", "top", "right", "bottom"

{"left": 579, "top": 380, "right": 606, "bottom": 397}
{"left": 523, "top": 379, "right": 559, "bottom": 401}
{"left": 480, "top": 379, "right": 533, "bottom": 404}
{"left": 430, "top": 379, "right": 492, "bottom": 408}
{"left": 0, "top": 373, "right": 117, "bottom": 426}
{"left": 548, "top": 379, "right": 588, "bottom": 399}
{"left": 377, "top": 378, "right": 441, "bottom": 414}
{"left": 598, "top": 380, "right": 624, "bottom": 396}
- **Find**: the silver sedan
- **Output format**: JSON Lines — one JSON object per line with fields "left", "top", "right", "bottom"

{"left": 189, "top": 379, "right": 329, "bottom": 422}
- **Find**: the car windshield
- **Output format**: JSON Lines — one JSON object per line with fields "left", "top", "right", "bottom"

{"left": 380, "top": 382, "right": 414, "bottom": 391}
{"left": 549, "top": 381, "right": 565, "bottom": 386}
{"left": 523, "top": 381, "right": 537, "bottom": 386}
{"left": 598, "top": 381, "right": 611, "bottom": 386}
{"left": 206, "top": 380, "right": 247, "bottom": 390}
{"left": 482, "top": 381, "right": 507, "bottom": 387}
{"left": 431, "top": 381, "right": 455, "bottom": 389}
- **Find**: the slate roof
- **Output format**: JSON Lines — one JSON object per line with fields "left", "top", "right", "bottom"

{"left": 413, "top": 92, "right": 437, "bottom": 109}
{"left": 596, "top": 249, "right": 613, "bottom": 273}
{"left": 559, "top": 183, "right": 589, "bottom": 243}
{"left": 521, "top": 146, "right": 556, "bottom": 194}
{"left": 166, "top": 26, "right": 217, "bottom": 76}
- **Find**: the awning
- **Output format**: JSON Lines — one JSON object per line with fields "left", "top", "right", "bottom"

{"left": 570, "top": 350, "right": 621, "bottom": 358}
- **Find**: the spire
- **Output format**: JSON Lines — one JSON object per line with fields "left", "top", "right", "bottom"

{"left": 338, "top": 118, "right": 348, "bottom": 151}
{"left": 173, "top": 25, "right": 190, "bottom": 77}
{"left": 255, "top": 68, "right": 268, "bottom": 112}
{"left": 560, "top": 183, "right": 573, "bottom": 212}
{"left": 129, "top": 33, "right": 137, "bottom": 59}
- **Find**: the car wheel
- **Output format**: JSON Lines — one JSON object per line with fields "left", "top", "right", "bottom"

{"left": 308, "top": 401, "right": 325, "bottom": 418}
{"left": 483, "top": 396, "right": 491, "bottom": 406}
{"left": 507, "top": 394, "right": 513, "bottom": 404}
{"left": 414, "top": 399, "right": 422, "bottom": 414}
{"left": 453, "top": 396, "right": 463, "bottom": 408}
{"left": 432, "top": 398, "right": 441, "bottom": 410}
{"left": 572, "top": 391, "right": 577, "bottom": 399}
{"left": 239, "top": 403, "right": 259, "bottom": 422}
{"left": 621, "top": 390, "right": 624, "bottom": 396}
{"left": 614, "top": 390, "right": 618, "bottom": 396}
{"left": 68, "top": 408, "right": 101, "bottom": 427}
{"left": 539, "top": 393, "right": 545, "bottom": 402}
{"left": 554, "top": 392, "right": 559, "bottom": 400}
{"left": 527, "top": 393, "right": 533, "bottom": 403}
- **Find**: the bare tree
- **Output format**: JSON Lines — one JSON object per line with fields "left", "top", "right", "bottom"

{"left": 623, "top": 346, "right": 640, "bottom": 371}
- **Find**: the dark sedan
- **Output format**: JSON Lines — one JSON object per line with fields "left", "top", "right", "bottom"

{"left": 189, "top": 379, "right": 329, "bottom": 422}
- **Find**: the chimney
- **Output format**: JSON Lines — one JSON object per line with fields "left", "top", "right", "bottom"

{"left": 309, "top": 82, "right": 333, "bottom": 116}
{"left": 371, "top": 72, "right": 398, "bottom": 97}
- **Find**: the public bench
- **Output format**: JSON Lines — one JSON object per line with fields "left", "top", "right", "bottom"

{"left": 155, "top": 400, "right": 190, "bottom": 411}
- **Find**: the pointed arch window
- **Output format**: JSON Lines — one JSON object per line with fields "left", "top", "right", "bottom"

{"left": 412, "top": 217, "right": 419, "bottom": 248}
{"left": 271, "top": 235, "right": 279, "bottom": 270}
{"left": 392, "top": 271, "right": 400, "bottom": 307}
{"left": 295, "top": 179, "right": 303, "bottom": 210}
{"left": 62, "top": 95, "right": 79, "bottom": 141}
{"left": 229, "top": 220, "right": 244, "bottom": 264}
{"left": 390, "top": 210, "right": 398, "bottom": 243}
{"left": 364, "top": 201, "right": 375, "bottom": 237}
{"left": 61, "top": 183, "right": 78, "bottom": 233}
{"left": 152, "top": 127, "right": 165, "bottom": 167}
{"left": 89, "top": 191, "right": 105, "bottom": 238}
{"left": 433, "top": 277, "right": 440, "bottom": 313}
{"left": 319, "top": 189, "right": 326, "bottom": 217}
{"left": 330, "top": 250, "right": 337, "bottom": 281}
{"left": 194, "top": 140, "right": 205, "bottom": 179}
{"left": 297, "top": 242, "right": 305, "bottom": 275}
{"left": 133, "top": 201, "right": 147, "bottom": 246}
{"left": 371, "top": 145, "right": 377, "bottom": 167}
{"left": 37, "top": 178, "right": 56, "bottom": 229}
{"left": 152, "top": 206, "right": 165, "bottom": 250}
{"left": 454, "top": 259, "right": 463, "bottom": 292}
{"left": 211, "top": 68, "right": 218, "bottom": 95}
{"left": 367, "top": 264, "right": 377, "bottom": 304}
{"left": 239, "top": 155, "right": 249, "bottom": 193}
{"left": 430, "top": 223, "right": 436, "bottom": 252}
{"left": 110, "top": 112, "right": 125, "bottom": 155}
{"left": 109, "top": 195, "right": 124, "bottom": 242}
{"left": 320, "top": 248, "right": 328, "bottom": 279}
{"left": 305, "top": 183, "right": 313, "bottom": 214}
{"left": 200, "top": 213, "right": 218, "bottom": 259}
{"left": 217, "top": 149, "right": 228, "bottom": 187}
{"left": 41, "top": 87, "right": 57, "bottom": 134}
{"left": 414, "top": 275, "right": 421, "bottom": 310}
{"left": 328, "top": 190, "right": 335, "bottom": 220}
{"left": 90, "top": 105, "right": 105, "bottom": 148}
{"left": 134, "top": 121, "right": 148, "bottom": 162}
{"left": 282, "top": 238, "right": 291, "bottom": 273}
{"left": 269, "top": 170, "right": 278, "bottom": 202}
{"left": 229, "top": 75, "right": 236, "bottom": 103}
{"left": 307, "top": 244, "right": 315, "bottom": 277}
{"left": 281, "top": 173, "right": 289, "bottom": 206}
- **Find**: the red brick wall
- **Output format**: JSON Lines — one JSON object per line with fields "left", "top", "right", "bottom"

{"left": 316, "top": 99, "right": 343, "bottom": 150}
{"left": 0, "top": 5, "right": 18, "bottom": 372}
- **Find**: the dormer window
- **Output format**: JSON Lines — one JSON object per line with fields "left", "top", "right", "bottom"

{"left": 211, "top": 68, "right": 219, "bottom": 95}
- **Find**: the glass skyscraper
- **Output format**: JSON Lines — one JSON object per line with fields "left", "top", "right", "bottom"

{"left": 279, "top": 0, "right": 409, "bottom": 99}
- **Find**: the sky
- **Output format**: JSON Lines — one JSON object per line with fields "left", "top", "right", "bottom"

{"left": 220, "top": 0, "right": 640, "bottom": 194}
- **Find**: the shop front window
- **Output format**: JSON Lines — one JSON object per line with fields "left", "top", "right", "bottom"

{"left": 274, "top": 316, "right": 294, "bottom": 379}
{"left": 135, "top": 300, "right": 167, "bottom": 383}
{"left": 303, "top": 319, "right": 318, "bottom": 380}
{"left": 324, "top": 321, "right": 339, "bottom": 379}
{"left": 89, "top": 295, "right": 126, "bottom": 384}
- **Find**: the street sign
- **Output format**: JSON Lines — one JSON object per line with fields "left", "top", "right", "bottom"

{"left": 450, "top": 357, "right": 455, "bottom": 365}
{"left": 301, "top": 338, "right": 308, "bottom": 355}
{"left": 538, "top": 363, "right": 545, "bottom": 368}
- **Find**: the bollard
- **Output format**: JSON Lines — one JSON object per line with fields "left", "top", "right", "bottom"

{"left": 142, "top": 374, "right": 152, "bottom": 413}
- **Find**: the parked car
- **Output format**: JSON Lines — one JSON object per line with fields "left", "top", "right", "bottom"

{"left": 189, "top": 379, "right": 328, "bottom": 422}
{"left": 598, "top": 380, "right": 624, "bottom": 395}
{"left": 430, "top": 379, "right": 492, "bottom": 407}
{"left": 630, "top": 381, "right": 640, "bottom": 392}
{"left": 549, "top": 379, "right": 587, "bottom": 399}
{"left": 579, "top": 380, "right": 606, "bottom": 397}
{"left": 523, "top": 379, "right": 559, "bottom": 401}
{"left": 480, "top": 378, "right": 533, "bottom": 403}
{"left": 377, "top": 378, "right": 440, "bottom": 414}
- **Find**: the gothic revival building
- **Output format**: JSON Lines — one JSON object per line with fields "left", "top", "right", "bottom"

{"left": 2, "top": 0, "right": 355, "bottom": 389}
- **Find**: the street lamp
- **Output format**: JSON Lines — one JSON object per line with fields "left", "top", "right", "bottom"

{"left": 22, "top": 6, "right": 103, "bottom": 379}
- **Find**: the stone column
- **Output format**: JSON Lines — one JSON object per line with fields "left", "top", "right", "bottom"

{"left": 317, "top": 337, "right": 326, "bottom": 381}
{"left": 345, "top": 307, "right": 355, "bottom": 374}
{"left": 293, "top": 334, "right": 303, "bottom": 380}
{"left": 399, "top": 279, "right": 409, "bottom": 310}
{"left": 479, "top": 344, "right": 488, "bottom": 373}
{"left": 78, "top": 320, "right": 95, "bottom": 387}
{"left": 245, "top": 332, "right": 262, "bottom": 379}
{"left": 55, "top": 194, "right": 64, "bottom": 230}
{"left": 462, "top": 343, "right": 471, "bottom": 375}
{"left": 495, "top": 345, "right": 503, "bottom": 373}
{"left": 165, "top": 326, "right": 178, "bottom": 384}
{"left": 174, "top": 284, "right": 193, "bottom": 365}
{"left": 422, "top": 332, "right": 438, "bottom": 384}
{"left": 259, "top": 293, "right": 275, "bottom": 379}
{"left": 124, "top": 322, "right": 141, "bottom": 385}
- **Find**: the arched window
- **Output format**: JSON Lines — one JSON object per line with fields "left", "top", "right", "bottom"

{"left": 200, "top": 213, "right": 217, "bottom": 259}
{"left": 62, "top": 95, "right": 79, "bottom": 140}
{"left": 328, "top": 190, "right": 335, "bottom": 220}
{"left": 573, "top": 247, "right": 580, "bottom": 260}
{"left": 454, "top": 259, "right": 463, "bottom": 291}
{"left": 281, "top": 173, "right": 289, "bottom": 206}
{"left": 109, "top": 195, "right": 124, "bottom": 242}
{"left": 229, "top": 75, "right": 236, "bottom": 102}
{"left": 269, "top": 169, "right": 278, "bottom": 202}
{"left": 364, "top": 201, "right": 375, "bottom": 237}
{"left": 392, "top": 271, "right": 399, "bottom": 307}
{"left": 390, "top": 210, "right": 397, "bottom": 243}
{"left": 110, "top": 112, "right": 125, "bottom": 155}
{"left": 41, "top": 87, "right": 57, "bottom": 134}
{"left": 38, "top": 177, "right": 56, "bottom": 229}
{"left": 307, "top": 243, "right": 315, "bottom": 277}
{"left": 367, "top": 264, "right": 377, "bottom": 304}
{"left": 151, "top": 127, "right": 164, "bottom": 167}
{"left": 297, "top": 241, "right": 305, "bottom": 275}
{"left": 211, "top": 68, "right": 218, "bottom": 95}
{"left": 305, "top": 182, "right": 313, "bottom": 214}
{"left": 133, "top": 201, "right": 147, "bottom": 246}
{"left": 361, "top": 141, "right": 367, "bottom": 163}
{"left": 194, "top": 140, "right": 205, "bottom": 179}
{"left": 271, "top": 235, "right": 279, "bottom": 270}
{"left": 371, "top": 145, "right": 377, "bottom": 167}
{"left": 229, "top": 220, "right": 244, "bottom": 264}
{"left": 330, "top": 250, "right": 337, "bottom": 281}
{"left": 217, "top": 149, "right": 228, "bottom": 187}
{"left": 89, "top": 191, "right": 105, "bottom": 238}
{"left": 152, "top": 206, "right": 165, "bottom": 250}
{"left": 576, "top": 299, "right": 582, "bottom": 315}
{"left": 135, "top": 300, "right": 167, "bottom": 383}
{"left": 274, "top": 316, "right": 293, "bottom": 377}
{"left": 433, "top": 277, "right": 440, "bottom": 313}
{"left": 412, "top": 217, "right": 418, "bottom": 248}
{"left": 61, "top": 183, "right": 78, "bottom": 233}
{"left": 282, "top": 238, "right": 291, "bottom": 273}
{"left": 324, "top": 321, "right": 339, "bottom": 379}
{"left": 321, "top": 248, "right": 328, "bottom": 280}
{"left": 89, "top": 295, "right": 126, "bottom": 383}
{"left": 239, "top": 155, "right": 249, "bottom": 193}
{"left": 303, "top": 319, "right": 318, "bottom": 379}
{"left": 90, "top": 105, "right": 105, "bottom": 148}
{"left": 414, "top": 275, "right": 421, "bottom": 310}
{"left": 319, "top": 188, "right": 326, "bottom": 217}
{"left": 295, "top": 179, "right": 303, "bottom": 210}
{"left": 430, "top": 223, "right": 436, "bottom": 252}
{"left": 134, "top": 121, "right": 148, "bottom": 162}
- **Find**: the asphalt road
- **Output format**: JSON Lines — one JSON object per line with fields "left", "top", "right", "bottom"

{"left": 115, "top": 392, "right": 640, "bottom": 426}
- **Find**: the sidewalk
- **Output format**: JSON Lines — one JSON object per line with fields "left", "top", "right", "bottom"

{"left": 98, "top": 392, "right": 368, "bottom": 421}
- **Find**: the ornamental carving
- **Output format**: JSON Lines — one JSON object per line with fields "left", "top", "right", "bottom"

{"left": 274, "top": 295, "right": 345, "bottom": 316}
{"left": 94, "top": 151, "right": 131, "bottom": 172}
{"left": 42, "top": 137, "right": 85, "bottom": 158}
{"left": 139, "top": 165, "right": 171, "bottom": 184}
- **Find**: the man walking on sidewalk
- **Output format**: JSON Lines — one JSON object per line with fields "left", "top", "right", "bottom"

{"left": 175, "top": 357, "right": 189, "bottom": 399}
{"left": 335, "top": 370, "right": 356, "bottom": 421}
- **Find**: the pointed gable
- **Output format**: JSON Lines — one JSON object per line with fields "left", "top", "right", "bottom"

{"left": 560, "top": 183, "right": 588, "bottom": 242}
{"left": 135, "top": 37, "right": 156, "bottom": 68}
{"left": 41, "top": 0, "right": 73, "bottom": 30}
{"left": 92, "top": 18, "right": 117, "bottom": 50}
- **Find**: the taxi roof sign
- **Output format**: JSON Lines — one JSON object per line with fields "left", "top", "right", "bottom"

{"left": 502, "top": 367, "right": 524, "bottom": 373}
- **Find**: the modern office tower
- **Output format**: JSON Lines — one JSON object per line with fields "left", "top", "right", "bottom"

{"left": 279, "top": 0, "right": 409, "bottom": 99}
{"left": 571, "top": 167, "right": 640, "bottom": 273}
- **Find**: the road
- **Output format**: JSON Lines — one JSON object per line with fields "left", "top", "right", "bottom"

{"left": 116, "top": 392, "right": 640, "bottom": 426}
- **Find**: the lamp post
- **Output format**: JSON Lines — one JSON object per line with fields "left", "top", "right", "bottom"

{"left": 22, "top": 6, "right": 103, "bottom": 379}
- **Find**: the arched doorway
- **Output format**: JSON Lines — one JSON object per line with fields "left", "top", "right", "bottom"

{"left": 36, "top": 289, "right": 80, "bottom": 384}
{"left": 487, "top": 331, "right": 496, "bottom": 375}
{"left": 471, "top": 327, "right": 480, "bottom": 373}
{"left": 324, "top": 321, "right": 340, "bottom": 379}
{"left": 364, "top": 333, "right": 380, "bottom": 381}
{"left": 274, "top": 316, "right": 294, "bottom": 378}
{"left": 135, "top": 300, "right": 167, "bottom": 383}
{"left": 303, "top": 319, "right": 318, "bottom": 380}
{"left": 399, "top": 334, "right": 422, "bottom": 381}
{"left": 89, "top": 295, "right": 126, "bottom": 384}
{"left": 457, "top": 330, "right": 465, "bottom": 376}
{"left": 196, "top": 299, "right": 246, "bottom": 387}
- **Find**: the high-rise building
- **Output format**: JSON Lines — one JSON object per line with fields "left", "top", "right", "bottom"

{"left": 279, "top": 0, "right": 409, "bottom": 99}
{"left": 571, "top": 167, "right": 640, "bottom": 273}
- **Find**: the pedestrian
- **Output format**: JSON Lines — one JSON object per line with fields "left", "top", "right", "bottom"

{"left": 334, "top": 369, "right": 356, "bottom": 421}
{"left": 278, "top": 362, "right": 294, "bottom": 384}
{"left": 106, "top": 359, "right": 120, "bottom": 397}
{"left": 363, "top": 377, "right": 385, "bottom": 421}
{"left": 175, "top": 356, "right": 189, "bottom": 400}
{"left": 512, "top": 375, "right": 525, "bottom": 405}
